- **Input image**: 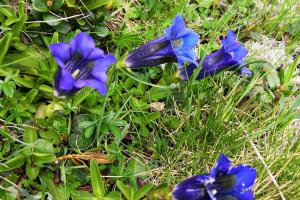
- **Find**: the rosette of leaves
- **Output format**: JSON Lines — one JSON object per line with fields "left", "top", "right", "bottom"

{"left": 29, "top": 0, "right": 113, "bottom": 37}
{"left": 30, "top": 0, "right": 72, "bottom": 33}
{"left": 65, "top": 0, "right": 113, "bottom": 38}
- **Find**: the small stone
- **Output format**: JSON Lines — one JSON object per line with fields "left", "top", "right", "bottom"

{"left": 150, "top": 102, "right": 165, "bottom": 112}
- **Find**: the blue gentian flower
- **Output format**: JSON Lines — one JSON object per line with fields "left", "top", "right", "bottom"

{"left": 125, "top": 14, "right": 200, "bottom": 68}
{"left": 180, "top": 30, "right": 250, "bottom": 80}
{"left": 49, "top": 32, "right": 116, "bottom": 97}
{"left": 172, "top": 154, "right": 257, "bottom": 200}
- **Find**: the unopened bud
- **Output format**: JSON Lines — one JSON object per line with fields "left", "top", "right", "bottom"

{"left": 47, "top": 0, "right": 53, "bottom": 7}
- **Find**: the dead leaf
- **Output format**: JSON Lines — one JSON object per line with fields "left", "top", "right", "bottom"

{"left": 56, "top": 152, "right": 112, "bottom": 164}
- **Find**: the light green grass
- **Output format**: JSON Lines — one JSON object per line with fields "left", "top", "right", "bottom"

{"left": 0, "top": 0, "right": 299, "bottom": 199}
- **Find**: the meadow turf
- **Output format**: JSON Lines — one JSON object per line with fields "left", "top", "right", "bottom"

{"left": 0, "top": 0, "right": 299, "bottom": 199}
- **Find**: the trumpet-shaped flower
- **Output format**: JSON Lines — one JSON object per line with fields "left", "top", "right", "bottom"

{"left": 172, "top": 154, "right": 256, "bottom": 200}
{"left": 125, "top": 14, "right": 200, "bottom": 68}
{"left": 180, "top": 30, "right": 250, "bottom": 80}
{"left": 49, "top": 32, "right": 116, "bottom": 97}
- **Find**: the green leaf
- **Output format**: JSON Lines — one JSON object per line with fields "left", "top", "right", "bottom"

{"left": 72, "top": 191, "right": 97, "bottom": 200}
{"left": 84, "top": 125, "right": 96, "bottom": 138}
{"left": 32, "top": 0, "right": 49, "bottom": 12}
{"left": 37, "top": 69, "right": 53, "bottom": 81}
{"left": 108, "top": 123, "right": 122, "bottom": 139}
{"left": 23, "top": 127, "right": 38, "bottom": 143}
{"left": 104, "top": 191, "right": 122, "bottom": 200}
{"left": 50, "top": 31, "right": 59, "bottom": 44}
{"left": 116, "top": 180, "right": 133, "bottom": 200}
{"left": 38, "top": 84, "right": 53, "bottom": 93}
{"left": 288, "top": 17, "right": 300, "bottom": 37}
{"left": 0, "top": 154, "right": 26, "bottom": 172}
{"left": 85, "top": 0, "right": 112, "bottom": 10}
{"left": 4, "top": 16, "right": 19, "bottom": 26}
{"left": 26, "top": 159, "right": 40, "bottom": 180}
{"left": 145, "top": 87, "right": 170, "bottom": 101}
{"left": 0, "top": 53, "right": 39, "bottom": 69}
{"left": 12, "top": 14, "right": 27, "bottom": 37}
{"left": 65, "top": 0, "right": 78, "bottom": 7}
{"left": 79, "top": 121, "right": 97, "bottom": 129}
{"left": 12, "top": 42, "right": 28, "bottom": 51}
{"left": 291, "top": 94, "right": 300, "bottom": 111}
{"left": 32, "top": 153, "right": 56, "bottom": 164}
{"left": 1, "top": 140, "right": 10, "bottom": 154}
{"left": 18, "top": 0, "right": 26, "bottom": 16}
{"left": 53, "top": 21, "right": 71, "bottom": 34}
{"left": 2, "top": 81, "right": 15, "bottom": 97}
{"left": 133, "top": 183, "right": 153, "bottom": 200}
{"left": 43, "top": 14, "right": 62, "bottom": 26}
{"left": 0, "top": 32, "right": 12, "bottom": 64}
{"left": 52, "top": 0, "right": 65, "bottom": 10}
{"left": 13, "top": 77, "right": 34, "bottom": 88}
{"left": 41, "top": 172, "right": 69, "bottom": 200}
{"left": 267, "top": 70, "right": 280, "bottom": 89}
{"left": 95, "top": 26, "right": 110, "bottom": 37}
{"left": 39, "top": 130, "right": 61, "bottom": 145}
{"left": 69, "top": 133, "right": 95, "bottom": 150}
{"left": 147, "top": 112, "right": 161, "bottom": 121}
{"left": 127, "top": 159, "right": 145, "bottom": 189}
{"left": 284, "top": 57, "right": 299, "bottom": 87}
{"left": 33, "top": 139, "right": 54, "bottom": 154}
{"left": 0, "top": 7, "right": 15, "bottom": 17}
{"left": 48, "top": 32, "right": 59, "bottom": 70}
{"left": 126, "top": 7, "right": 142, "bottom": 19}
{"left": 72, "top": 88, "right": 92, "bottom": 107}
{"left": 90, "top": 159, "right": 106, "bottom": 199}
{"left": 25, "top": 89, "right": 39, "bottom": 103}
{"left": 0, "top": 129, "right": 25, "bottom": 144}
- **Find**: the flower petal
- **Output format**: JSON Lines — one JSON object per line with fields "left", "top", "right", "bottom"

{"left": 49, "top": 42, "right": 71, "bottom": 62}
{"left": 221, "top": 31, "right": 248, "bottom": 63}
{"left": 93, "top": 53, "right": 116, "bottom": 72}
{"left": 237, "top": 67, "right": 252, "bottom": 76}
{"left": 210, "top": 154, "right": 232, "bottom": 178}
{"left": 179, "top": 30, "right": 249, "bottom": 80}
{"left": 165, "top": 14, "right": 187, "bottom": 40}
{"left": 70, "top": 32, "right": 96, "bottom": 59}
{"left": 88, "top": 48, "right": 105, "bottom": 60}
{"left": 92, "top": 71, "right": 107, "bottom": 83}
{"left": 56, "top": 68, "right": 75, "bottom": 90}
{"left": 75, "top": 79, "right": 107, "bottom": 96}
{"left": 175, "top": 49, "right": 198, "bottom": 67}
{"left": 164, "top": 14, "right": 199, "bottom": 67}
{"left": 180, "top": 31, "right": 200, "bottom": 49}
{"left": 232, "top": 46, "right": 248, "bottom": 62}
{"left": 222, "top": 30, "right": 238, "bottom": 51}
{"left": 172, "top": 175, "right": 214, "bottom": 200}
{"left": 91, "top": 53, "right": 116, "bottom": 82}
{"left": 228, "top": 164, "right": 256, "bottom": 191}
